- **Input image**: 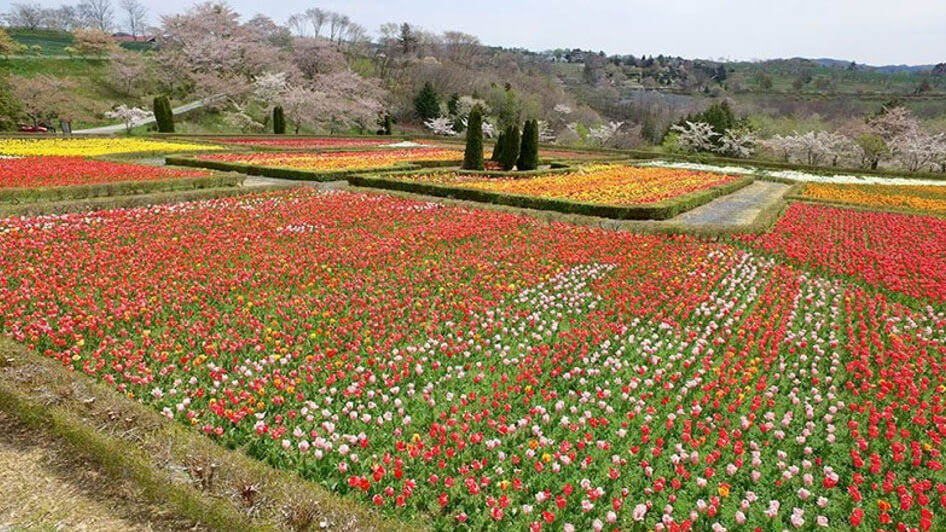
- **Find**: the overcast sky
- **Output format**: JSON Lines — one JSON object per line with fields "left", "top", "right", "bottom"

{"left": 5, "top": 0, "right": 945, "bottom": 65}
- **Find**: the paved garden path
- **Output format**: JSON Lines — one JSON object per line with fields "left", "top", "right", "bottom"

{"left": 73, "top": 94, "right": 224, "bottom": 135}
{"left": 670, "top": 181, "right": 790, "bottom": 227}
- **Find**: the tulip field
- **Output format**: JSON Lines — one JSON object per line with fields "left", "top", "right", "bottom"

{"left": 1, "top": 184, "right": 945, "bottom": 531}
{"left": 197, "top": 148, "right": 465, "bottom": 172}
{"left": 0, "top": 138, "right": 220, "bottom": 157}
{"left": 740, "top": 203, "right": 946, "bottom": 303}
{"left": 0, "top": 156, "right": 210, "bottom": 189}
{"left": 400, "top": 165, "right": 742, "bottom": 206}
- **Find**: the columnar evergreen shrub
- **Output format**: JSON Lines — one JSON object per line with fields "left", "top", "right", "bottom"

{"left": 491, "top": 131, "right": 506, "bottom": 162}
{"left": 462, "top": 105, "right": 484, "bottom": 170}
{"left": 153, "top": 96, "right": 174, "bottom": 133}
{"left": 517, "top": 119, "right": 539, "bottom": 171}
{"left": 273, "top": 106, "right": 286, "bottom": 134}
{"left": 499, "top": 124, "right": 520, "bottom": 171}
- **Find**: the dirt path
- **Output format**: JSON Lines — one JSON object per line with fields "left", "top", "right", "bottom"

{"left": 0, "top": 411, "right": 202, "bottom": 532}
{"left": 670, "top": 181, "right": 790, "bottom": 226}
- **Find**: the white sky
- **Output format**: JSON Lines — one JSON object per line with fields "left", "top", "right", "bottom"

{"left": 4, "top": 0, "right": 945, "bottom": 65}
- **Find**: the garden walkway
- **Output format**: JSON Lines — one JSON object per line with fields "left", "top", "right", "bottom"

{"left": 669, "top": 181, "right": 790, "bottom": 227}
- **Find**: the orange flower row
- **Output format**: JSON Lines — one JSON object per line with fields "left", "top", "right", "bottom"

{"left": 802, "top": 183, "right": 946, "bottom": 215}
{"left": 404, "top": 165, "right": 739, "bottom": 205}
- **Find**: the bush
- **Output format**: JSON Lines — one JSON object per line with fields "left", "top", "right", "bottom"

{"left": 517, "top": 119, "right": 539, "bottom": 171}
{"left": 273, "top": 106, "right": 286, "bottom": 135}
{"left": 499, "top": 124, "right": 520, "bottom": 171}
{"left": 462, "top": 105, "right": 485, "bottom": 171}
{"left": 153, "top": 96, "right": 174, "bottom": 133}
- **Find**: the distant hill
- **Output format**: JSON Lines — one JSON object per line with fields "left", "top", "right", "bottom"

{"left": 811, "top": 58, "right": 936, "bottom": 73}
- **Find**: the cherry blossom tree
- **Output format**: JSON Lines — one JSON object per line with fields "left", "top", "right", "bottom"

{"left": 424, "top": 116, "right": 457, "bottom": 136}
{"left": 588, "top": 121, "right": 624, "bottom": 147}
{"left": 717, "top": 129, "right": 756, "bottom": 159}
{"left": 890, "top": 132, "right": 944, "bottom": 172}
{"left": 253, "top": 72, "right": 289, "bottom": 103}
{"left": 671, "top": 121, "right": 717, "bottom": 153}
{"left": 105, "top": 104, "right": 151, "bottom": 133}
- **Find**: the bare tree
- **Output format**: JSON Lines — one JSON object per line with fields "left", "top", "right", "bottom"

{"left": 6, "top": 3, "right": 47, "bottom": 30}
{"left": 328, "top": 12, "right": 347, "bottom": 42}
{"left": 441, "top": 31, "right": 480, "bottom": 65}
{"left": 305, "top": 8, "right": 327, "bottom": 37}
{"left": 78, "top": 0, "right": 114, "bottom": 32}
{"left": 286, "top": 14, "right": 307, "bottom": 37}
{"left": 119, "top": 0, "right": 147, "bottom": 38}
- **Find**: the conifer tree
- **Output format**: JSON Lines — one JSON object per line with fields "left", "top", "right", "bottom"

{"left": 462, "top": 105, "right": 484, "bottom": 170}
{"left": 517, "top": 119, "right": 539, "bottom": 171}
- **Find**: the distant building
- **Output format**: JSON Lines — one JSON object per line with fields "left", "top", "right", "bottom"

{"left": 110, "top": 32, "right": 156, "bottom": 44}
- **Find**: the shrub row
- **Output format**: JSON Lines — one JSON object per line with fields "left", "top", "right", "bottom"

{"left": 346, "top": 173, "right": 754, "bottom": 220}
{"left": 0, "top": 184, "right": 294, "bottom": 217}
{"left": 165, "top": 156, "right": 425, "bottom": 181}
{"left": 0, "top": 174, "right": 244, "bottom": 204}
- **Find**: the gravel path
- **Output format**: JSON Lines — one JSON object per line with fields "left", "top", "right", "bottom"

{"left": 671, "top": 181, "right": 790, "bottom": 226}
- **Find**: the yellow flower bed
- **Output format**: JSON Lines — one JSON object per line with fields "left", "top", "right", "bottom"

{"left": 409, "top": 165, "right": 739, "bottom": 206}
{"left": 802, "top": 183, "right": 946, "bottom": 214}
{"left": 0, "top": 138, "right": 221, "bottom": 157}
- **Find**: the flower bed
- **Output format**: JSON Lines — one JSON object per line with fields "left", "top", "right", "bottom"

{"left": 0, "top": 156, "right": 210, "bottom": 189}
{"left": 0, "top": 138, "right": 221, "bottom": 157}
{"left": 798, "top": 183, "right": 946, "bottom": 215}
{"left": 408, "top": 165, "right": 741, "bottom": 205}
{"left": 196, "top": 148, "right": 464, "bottom": 172}
{"left": 2, "top": 188, "right": 945, "bottom": 531}
{"left": 739, "top": 202, "right": 946, "bottom": 302}
{"left": 347, "top": 165, "right": 752, "bottom": 220}
{"left": 209, "top": 137, "right": 433, "bottom": 150}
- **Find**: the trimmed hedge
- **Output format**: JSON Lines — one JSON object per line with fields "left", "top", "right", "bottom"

{"left": 346, "top": 172, "right": 754, "bottom": 220}
{"left": 165, "top": 156, "right": 426, "bottom": 182}
{"left": 0, "top": 184, "right": 298, "bottom": 217}
{"left": 0, "top": 174, "right": 244, "bottom": 204}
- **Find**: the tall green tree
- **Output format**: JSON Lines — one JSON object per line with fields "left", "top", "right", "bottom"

{"left": 499, "top": 124, "right": 520, "bottom": 171}
{"left": 413, "top": 82, "right": 440, "bottom": 122}
{"left": 273, "top": 106, "right": 286, "bottom": 134}
{"left": 462, "top": 105, "right": 484, "bottom": 171}
{"left": 517, "top": 119, "right": 539, "bottom": 171}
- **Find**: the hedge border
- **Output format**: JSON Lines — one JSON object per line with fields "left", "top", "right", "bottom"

{"left": 0, "top": 174, "right": 244, "bottom": 204}
{"left": 346, "top": 169, "right": 754, "bottom": 220}
{"left": 164, "top": 154, "right": 478, "bottom": 179}
{"left": 164, "top": 156, "right": 428, "bottom": 181}
{"left": 0, "top": 184, "right": 297, "bottom": 217}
